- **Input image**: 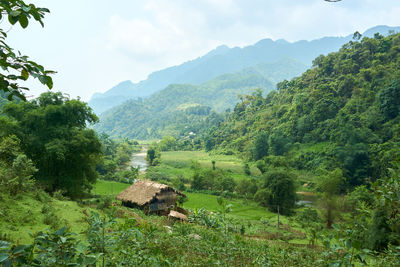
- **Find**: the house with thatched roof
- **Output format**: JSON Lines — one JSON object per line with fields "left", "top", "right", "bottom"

{"left": 116, "top": 180, "right": 186, "bottom": 214}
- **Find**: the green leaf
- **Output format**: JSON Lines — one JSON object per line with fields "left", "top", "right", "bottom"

{"left": 8, "top": 15, "right": 19, "bottom": 25}
{"left": 12, "top": 245, "right": 26, "bottom": 255}
{"left": 0, "top": 241, "right": 10, "bottom": 249}
{"left": 21, "top": 69, "right": 29, "bottom": 80}
{"left": 0, "top": 253, "right": 9, "bottom": 262}
{"left": 19, "top": 15, "right": 29, "bottom": 29}
{"left": 46, "top": 76, "right": 53, "bottom": 89}
{"left": 38, "top": 75, "right": 47, "bottom": 85}
{"left": 83, "top": 255, "right": 98, "bottom": 265}
{"left": 56, "top": 227, "right": 67, "bottom": 236}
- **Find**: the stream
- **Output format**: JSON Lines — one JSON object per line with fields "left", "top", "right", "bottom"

{"left": 130, "top": 147, "right": 148, "bottom": 173}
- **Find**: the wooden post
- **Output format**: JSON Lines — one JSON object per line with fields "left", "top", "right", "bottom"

{"left": 277, "top": 205, "right": 280, "bottom": 230}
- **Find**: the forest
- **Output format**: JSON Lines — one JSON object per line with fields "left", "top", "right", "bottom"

{"left": 0, "top": 0, "right": 399, "bottom": 266}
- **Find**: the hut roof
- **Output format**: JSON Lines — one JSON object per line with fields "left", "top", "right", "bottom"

{"left": 168, "top": 210, "right": 188, "bottom": 221}
{"left": 116, "top": 180, "right": 185, "bottom": 206}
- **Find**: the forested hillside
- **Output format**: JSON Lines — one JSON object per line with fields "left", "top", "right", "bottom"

{"left": 89, "top": 25, "right": 400, "bottom": 114}
{"left": 204, "top": 32, "right": 400, "bottom": 188}
{"left": 95, "top": 59, "right": 306, "bottom": 139}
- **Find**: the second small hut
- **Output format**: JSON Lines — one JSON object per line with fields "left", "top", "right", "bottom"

{"left": 116, "top": 180, "right": 186, "bottom": 215}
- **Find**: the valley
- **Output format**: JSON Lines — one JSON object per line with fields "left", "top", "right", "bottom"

{"left": 0, "top": 1, "right": 399, "bottom": 264}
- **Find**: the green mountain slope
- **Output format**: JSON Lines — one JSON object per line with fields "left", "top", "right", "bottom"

{"left": 94, "top": 60, "right": 301, "bottom": 139}
{"left": 204, "top": 33, "right": 400, "bottom": 187}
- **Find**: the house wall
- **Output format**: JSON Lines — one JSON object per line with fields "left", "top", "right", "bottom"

{"left": 150, "top": 191, "right": 178, "bottom": 212}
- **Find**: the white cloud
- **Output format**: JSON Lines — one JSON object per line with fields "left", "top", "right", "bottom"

{"left": 103, "top": 0, "right": 400, "bottom": 88}
{"left": 9, "top": 0, "right": 400, "bottom": 100}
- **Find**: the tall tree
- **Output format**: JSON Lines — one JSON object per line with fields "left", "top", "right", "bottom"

{"left": 256, "top": 170, "right": 297, "bottom": 215}
{"left": 2, "top": 92, "right": 102, "bottom": 197}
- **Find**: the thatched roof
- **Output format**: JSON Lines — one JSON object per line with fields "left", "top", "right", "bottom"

{"left": 116, "top": 180, "right": 185, "bottom": 206}
{"left": 168, "top": 210, "right": 188, "bottom": 221}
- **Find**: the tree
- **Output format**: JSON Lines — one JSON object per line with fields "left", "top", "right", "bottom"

{"left": 317, "top": 168, "right": 344, "bottom": 228}
{"left": 0, "top": 135, "right": 36, "bottom": 195}
{"left": 252, "top": 131, "right": 269, "bottom": 160}
{"left": 257, "top": 170, "right": 297, "bottom": 215}
{"left": 368, "top": 165, "right": 400, "bottom": 251}
{"left": 146, "top": 145, "right": 160, "bottom": 166}
{"left": 2, "top": 92, "right": 102, "bottom": 198}
{"left": 0, "top": 1, "right": 54, "bottom": 100}
{"left": 158, "top": 136, "right": 177, "bottom": 151}
{"left": 378, "top": 80, "right": 400, "bottom": 121}
{"left": 268, "top": 130, "right": 291, "bottom": 156}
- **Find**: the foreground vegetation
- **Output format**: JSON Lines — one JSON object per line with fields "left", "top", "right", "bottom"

{"left": 1, "top": 176, "right": 399, "bottom": 266}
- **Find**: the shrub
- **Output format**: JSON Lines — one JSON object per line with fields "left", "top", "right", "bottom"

{"left": 97, "top": 196, "right": 113, "bottom": 210}
{"left": 53, "top": 190, "right": 67, "bottom": 201}
{"left": 34, "top": 190, "right": 51, "bottom": 202}
{"left": 295, "top": 208, "right": 321, "bottom": 226}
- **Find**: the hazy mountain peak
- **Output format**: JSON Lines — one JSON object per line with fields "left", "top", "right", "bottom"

{"left": 362, "top": 25, "right": 400, "bottom": 37}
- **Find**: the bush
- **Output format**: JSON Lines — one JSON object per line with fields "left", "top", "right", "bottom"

{"left": 344, "top": 185, "right": 375, "bottom": 212}
{"left": 97, "top": 196, "right": 113, "bottom": 210}
{"left": 34, "top": 190, "right": 51, "bottom": 202}
{"left": 42, "top": 205, "right": 61, "bottom": 230}
{"left": 295, "top": 208, "right": 321, "bottom": 226}
{"left": 53, "top": 190, "right": 67, "bottom": 201}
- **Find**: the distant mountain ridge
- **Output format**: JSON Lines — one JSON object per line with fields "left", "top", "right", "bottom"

{"left": 89, "top": 25, "right": 400, "bottom": 114}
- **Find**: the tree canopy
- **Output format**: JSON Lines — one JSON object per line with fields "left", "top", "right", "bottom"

{"left": 205, "top": 32, "right": 400, "bottom": 188}
{"left": 2, "top": 92, "right": 102, "bottom": 197}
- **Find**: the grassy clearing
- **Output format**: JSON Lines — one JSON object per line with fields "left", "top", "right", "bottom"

{"left": 183, "top": 192, "right": 275, "bottom": 221}
{"left": 162, "top": 151, "right": 260, "bottom": 175}
{"left": 93, "top": 180, "right": 131, "bottom": 196}
{"left": 157, "top": 151, "right": 260, "bottom": 182}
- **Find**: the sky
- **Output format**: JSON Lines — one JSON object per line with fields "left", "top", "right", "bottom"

{"left": 6, "top": 0, "right": 400, "bottom": 101}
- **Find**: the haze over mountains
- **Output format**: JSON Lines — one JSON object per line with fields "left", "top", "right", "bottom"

{"left": 92, "top": 25, "right": 400, "bottom": 139}
{"left": 89, "top": 25, "right": 400, "bottom": 115}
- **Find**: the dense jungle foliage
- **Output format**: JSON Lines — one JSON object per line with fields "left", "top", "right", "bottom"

{"left": 0, "top": 91, "right": 140, "bottom": 198}
{"left": 203, "top": 33, "right": 400, "bottom": 189}
{"left": 0, "top": 92, "right": 102, "bottom": 198}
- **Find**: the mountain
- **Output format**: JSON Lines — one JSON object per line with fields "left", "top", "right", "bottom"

{"left": 203, "top": 32, "right": 400, "bottom": 186}
{"left": 89, "top": 25, "right": 400, "bottom": 114}
{"left": 89, "top": 81, "right": 137, "bottom": 114}
{"left": 94, "top": 58, "right": 307, "bottom": 139}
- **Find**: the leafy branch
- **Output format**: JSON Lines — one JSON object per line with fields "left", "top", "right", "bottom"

{"left": 0, "top": 0, "right": 55, "bottom": 100}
